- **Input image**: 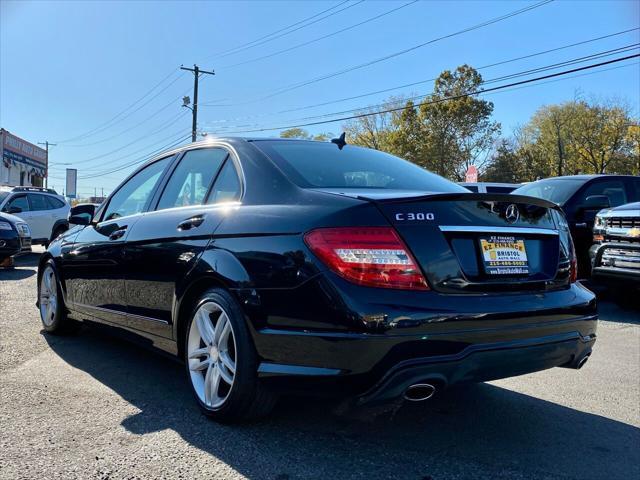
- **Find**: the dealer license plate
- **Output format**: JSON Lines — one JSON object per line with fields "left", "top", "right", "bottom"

{"left": 479, "top": 236, "right": 529, "bottom": 275}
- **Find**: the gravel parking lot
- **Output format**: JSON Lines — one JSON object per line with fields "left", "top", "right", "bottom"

{"left": 1, "top": 249, "right": 638, "bottom": 480}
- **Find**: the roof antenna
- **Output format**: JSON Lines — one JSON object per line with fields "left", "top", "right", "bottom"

{"left": 331, "top": 132, "right": 347, "bottom": 150}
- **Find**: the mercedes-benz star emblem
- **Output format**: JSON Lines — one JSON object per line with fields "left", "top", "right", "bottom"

{"left": 505, "top": 204, "right": 520, "bottom": 223}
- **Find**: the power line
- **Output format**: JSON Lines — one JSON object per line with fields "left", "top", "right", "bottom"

{"left": 219, "top": 1, "right": 419, "bottom": 69}
{"left": 202, "top": 1, "right": 362, "bottom": 61}
{"left": 208, "top": 45, "right": 638, "bottom": 131}
{"left": 201, "top": 28, "right": 640, "bottom": 130}
{"left": 75, "top": 111, "right": 190, "bottom": 165}
{"left": 265, "top": 28, "right": 640, "bottom": 114}
{"left": 78, "top": 132, "right": 192, "bottom": 179}
{"left": 228, "top": 0, "right": 554, "bottom": 105}
{"left": 54, "top": 69, "right": 182, "bottom": 143}
{"left": 209, "top": 53, "right": 639, "bottom": 134}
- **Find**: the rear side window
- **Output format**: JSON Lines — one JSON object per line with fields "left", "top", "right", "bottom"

{"left": 45, "top": 196, "right": 65, "bottom": 209}
{"left": 28, "top": 194, "right": 50, "bottom": 211}
{"left": 206, "top": 159, "right": 241, "bottom": 204}
{"left": 582, "top": 180, "right": 627, "bottom": 207}
{"left": 254, "top": 141, "right": 466, "bottom": 192}
{"left": 157, "top": 148, "right": 228, "bottom": 211}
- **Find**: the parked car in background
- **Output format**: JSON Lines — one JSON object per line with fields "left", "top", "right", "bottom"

{"left": 459, "top": 182, "right": 521, "bottom": 193}
{"left": 0, "top": 186, "right": 70, "bottom": 246}
{"left": 589, "top": 202, "right": 640, "bottom": 299}
{"left": 37, "top": 138, "right": 596, "bottom": 422}
{"left": 512, "top": 175, "right": 640, "bottom": 278}
{"left": 0, "top": 211, "right": 32, "bottom": 268}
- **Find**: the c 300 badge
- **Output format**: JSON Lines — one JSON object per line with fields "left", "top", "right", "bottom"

{"left": 395, "top": 212, "right": 435, "bottom": 221}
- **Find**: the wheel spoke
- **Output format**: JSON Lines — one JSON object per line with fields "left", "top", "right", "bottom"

{"left": 218, "top": 362, "right": 234, "bottom": 385}
{"left": 219, "top": 350, "right": 235, "bottom": 374}
{"left": 188, "top": 347, "right": 209, "bottom": 360}
{"left": 189, "top": 359, "right": 209, "bottom": 371}
{"left": 203, "top": 364, "right": 214, "bottom": 405}
{"left": 214, "top": 313, "right": 228, "bottom": 346}
{"left": 196, "top": 309, "right": 215, "bottom": 346}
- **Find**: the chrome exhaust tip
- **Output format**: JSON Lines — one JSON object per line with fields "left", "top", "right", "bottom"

{"left": 577, "top": 353, "right": 591, "bottom": 369}
{"left": 404, "top": 383, "right": 436, "bottom": 402}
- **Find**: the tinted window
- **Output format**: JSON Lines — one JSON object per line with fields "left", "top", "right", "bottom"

{"left": 0, "top": 191, "right": 9, "bottom": 205}
{"left": 464, "top": 185, "right": 479, "bottom": 192}
{"left": 513, "top": 179, "right": 585, "bottom": 204}
{"left": 157, "top": 148, "right": 227, "bottom": 211}
{"left": 486, "top": 186, "right": 517, "bottom": 194}
{"left": 207, "top": 159, "right": 241, "bottom": 203}
{"left": 45, "top": 196, "right": 65, "bottom": 209}
{"left": 4, "top": 195, "right": 29, "bottom": 212}
{"left": 28, "top": 194, "right": 50, "bottom": 211}
{"left": 582, "top": 180, "right": 627, "bottom": 207}
{"left": 103, "top": 157, "right": 171, "bottom": 221}
{"left": 254, "top": 141, "right": 467, "bottom": 192}
{"left": 631, "top": 179, "right": 640, "bottom": 202}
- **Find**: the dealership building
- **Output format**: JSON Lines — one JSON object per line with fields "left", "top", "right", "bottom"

{"left": 0, "top": 128, "right": 47, "bottom": 187}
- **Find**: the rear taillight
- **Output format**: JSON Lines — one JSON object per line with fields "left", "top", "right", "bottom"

{"left": 304, "top": 227, "right": 429, "bottom": 290}
{"left": 569, "top": 238, "right": 578, "bottom": 283}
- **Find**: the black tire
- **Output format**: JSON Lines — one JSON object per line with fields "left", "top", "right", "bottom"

{"left": 184, "top": 287, "right": 277, "bottom": 422}
{"left": 38, "top": 259, "right": 75, "bottom": 334}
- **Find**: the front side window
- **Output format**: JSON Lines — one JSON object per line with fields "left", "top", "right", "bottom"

{"left": 253, "top": 140, "right": 467, "bottom": 192}
{"left": 3, "top": 194, "right": 29, "bottom": 213}
{"left": 102, "top": 157, "right": 171, "bottom": 221}
{"left": 28, "top": 194, "right": 50, "bottom": 211}
{"left": 582, "top": 180, "right": 627, "bottom": 207}
{"left": 207, "top": 159, "right": 241, "bottom": 204}
{"left": 157, "top": 148, "right": 227, "bottom": 211}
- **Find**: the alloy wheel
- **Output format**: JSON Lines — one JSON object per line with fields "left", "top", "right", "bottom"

{"left": 187, "top": 301, "right": 237, "bottom": 409}
{"left": 39, "top": 266, "right": 58, "bottom": 327}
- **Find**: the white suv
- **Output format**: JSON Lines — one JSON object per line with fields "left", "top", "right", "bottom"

{"left": 0, "top": 186, "right": 70, "bottom": 245}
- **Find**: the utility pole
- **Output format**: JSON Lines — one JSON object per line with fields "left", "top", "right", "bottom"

{"left": 180, "top": 64, "right": 215, "bottom": 142}
{"left": 37, "top": 141, "right": 56, "bottom": 188}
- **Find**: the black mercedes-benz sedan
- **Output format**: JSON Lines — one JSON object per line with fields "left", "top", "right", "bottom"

{"left": 37, "top": 138, "right": 597, "bottom": 422}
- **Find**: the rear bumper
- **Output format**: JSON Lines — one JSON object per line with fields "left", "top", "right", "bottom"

{"left": 249, "top": 278, "right": 598, "bottom": 400}
{"left": 357, "top": 331, "right": 595, "bottom": 405}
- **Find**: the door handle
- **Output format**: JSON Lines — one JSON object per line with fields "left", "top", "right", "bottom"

{"left": 575, "top": 223, "right": 588, "bottom": 228}
{"left": 177, "top": 215, "right": 205, "bottom": 231}
{"left": 109, "top": 227, "right": 127, "bottom": 240}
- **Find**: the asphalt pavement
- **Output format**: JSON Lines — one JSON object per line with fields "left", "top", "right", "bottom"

{"left": 1, "top": 249, "right": 638, "bottom": 480}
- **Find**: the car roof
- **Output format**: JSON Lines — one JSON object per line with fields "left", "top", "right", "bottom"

{"left": 535, "top": 174, "right": 636, "bottom": 181}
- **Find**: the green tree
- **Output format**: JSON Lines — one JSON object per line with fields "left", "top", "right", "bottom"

{"left": 482, "top": 141, "right": 524, "bottom": 182}
{"left": 280, "top": 128, "right": 311, "bottom": 139}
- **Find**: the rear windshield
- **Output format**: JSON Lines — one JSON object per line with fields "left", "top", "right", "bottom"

{"left": 512, "top": 179, "right": 585, "bottom": 204}
{"left": 253, "top": 140, "right": 467, "bottom": 192}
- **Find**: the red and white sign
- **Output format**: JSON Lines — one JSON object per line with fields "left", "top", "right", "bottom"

{"left": 465, "top": 165, "right": 478, "bottom": 183}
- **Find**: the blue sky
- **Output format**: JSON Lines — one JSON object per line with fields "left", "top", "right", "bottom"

{"left": 1, "top": 0, "right": 638, "bottom": 196}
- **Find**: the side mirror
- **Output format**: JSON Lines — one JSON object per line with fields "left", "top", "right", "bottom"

{"left": 7, "top": 206, "right": 22, "bottom": 214}
{"left": 69, "top": 204, "right": 95, "bottom": 226}
{"left": 582, "top": 195, "right": 610, "bottom": 211}
{"left": 69, "top": 214, "right": 91, "bottom": 226}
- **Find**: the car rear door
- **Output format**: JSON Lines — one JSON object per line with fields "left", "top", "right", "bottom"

{"left": 63, "top": 156, "right": 173, "bottom": 325}
{"left": 27, "top": 193, "right": 54, "bottom": 240}
{"left": 123, "top": 147, "right": 241, "bottom": 338}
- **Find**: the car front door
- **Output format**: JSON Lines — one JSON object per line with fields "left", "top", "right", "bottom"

{"left": 570, "top": 178, "right": 629, "bottom": 275}
{"left": 62, "top": 156, "right": 173, "bottom": 325}
{"left": 123, "top": 147, "right": 241, "bottom": 337}
{"left": 1, "top": 194, "right": 35, "bottom": 234}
